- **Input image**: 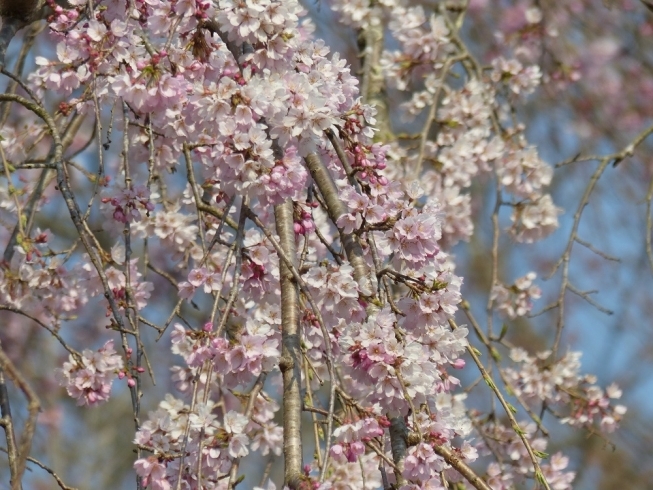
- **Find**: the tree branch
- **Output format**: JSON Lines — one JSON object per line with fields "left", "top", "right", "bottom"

{"left": 274, "top": 199, "right": 303, "bottom": 488}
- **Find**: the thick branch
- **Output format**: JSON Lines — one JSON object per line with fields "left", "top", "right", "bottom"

{"left": 274, "top": 200, "right": 303, "bottom": 489}
{"left": 304, "top": 153, "right": 373, "bottom": 296}
{"left": 388, "top": 417, "right": 407, "bottom": 487}
{"left": 304, "top": 153, "right": 420, "bottom": 482}
{"left": 243, "top": 205, "right": 337, "bottom": 482}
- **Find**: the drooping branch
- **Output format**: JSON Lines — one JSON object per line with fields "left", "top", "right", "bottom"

{"left": 0, "top": 306, "right": 79, "bottom": 359}
{"left": 0, "top": 342, "right": 40, "bottom": 490}
{"left": 214, "top": 195, "right": 248, "bottom": 338}
{"left": 0, "top": 93, "right": 133, "bottom": 403}
{"left": 549, "top": 121, "right": 653, "bottom": 356}
{"left": 0, "top": 367, "right": 18, "bottom": 489}
{"left": 18, "top": 454, "right": 77, "bottom": 490}
{"left": 3, "top": 112, "right": 85, "bottom": 263}
{"left": 449, "top": 318, "right": 552, "bottom": 490}
{"left": 304, "top": 151, "right": 437, "bottom": 486}
{"left": 324, "top": 129, "right": 358, "bottom": 188}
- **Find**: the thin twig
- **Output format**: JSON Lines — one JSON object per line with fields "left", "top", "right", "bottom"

{"left": 0, "top": 343, "right": 41, "bottom": 490}
{"left": 0, "top": 306, "right": 79, "bottom": 359}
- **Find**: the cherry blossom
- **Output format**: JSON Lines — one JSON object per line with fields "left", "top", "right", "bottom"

{"left": 491, "top": 272, "right": 542, "bottom": 319}
{"left": 0, "top": 0, "right": 635, "bottom": 488}
{"left": 56, "top": 340, "right": 124, "bottom": 407}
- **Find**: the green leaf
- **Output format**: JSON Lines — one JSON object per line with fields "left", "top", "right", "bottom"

{"left": 491, "top": 347, "right": 501, "bottom": 362}
{"left": 535, "top": 468, "right": 548, "bottom": 486}
{"left": 498, "top": 323, "right": 509, "bottom": 341}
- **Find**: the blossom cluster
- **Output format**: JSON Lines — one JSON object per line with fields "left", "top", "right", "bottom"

{"left": 382, "top": 6, "right": 452, "bottom": 90}
{"left": 134, "top": 399, "right": 256, "bottom": 490}
{"left": 133, "top": 317, "right": 283, "bottom": 488}
{"left": 26, "top": 0, "right": 362, "bottom": 210}
{"left": 83, "top": 257, "right": 154, "bottom": 314}
{"left": 170, "top": 320, "right": 280, "bottom": 389}
{"left": 491, "top": 271, "right": 542, "bottom": 319}
{"left": 374, "top": 1, "right": 560, "bottom": 247}
{"left": 504, "top": 349, "right": 627, "bottom": 433}
{"left": 304, "top": 261, "right": 366, "bottom": 327}
{"left": 329, "top": 417, "right": 384, "bottom": 463}
{"left": 478, "top": 420, "right": 575, "bottom": 490}
{"left": 469, "top": 2, "right": 653, "bottom": 137}
{"left": 56, "top": 340, "right": 124, "bottom": 407}
{"left": 339, "top": 303, "right": 467, "bottom": 416}
{"left": 0, "top": 233, "right": 91, "bottom": 316}
{"left": 491, "top": 56, "right": 542, "bottom": 96}
{"left": 101, "top": 184, "right": 155, "bottom": 224}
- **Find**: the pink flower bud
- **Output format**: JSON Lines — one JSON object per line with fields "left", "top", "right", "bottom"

{"left": 452, "top": 358, "right": 465, "bottom": 369}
